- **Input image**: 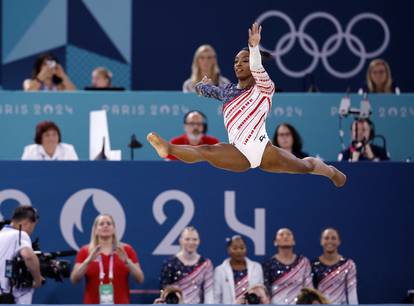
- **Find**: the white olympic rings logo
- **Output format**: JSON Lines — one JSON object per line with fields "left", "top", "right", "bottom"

{"left": 255, "top": 11, "right": 390, "bottom": 78}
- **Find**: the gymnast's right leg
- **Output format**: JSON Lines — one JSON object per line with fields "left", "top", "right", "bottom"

{"left": 147, "top": 132, "right": 251, "bottom": 172}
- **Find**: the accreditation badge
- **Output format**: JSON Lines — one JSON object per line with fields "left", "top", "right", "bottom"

{"left": 99, "top": 283, "right": 114, "bottom": 304}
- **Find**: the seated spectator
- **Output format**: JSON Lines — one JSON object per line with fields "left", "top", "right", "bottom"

{"left": 338, "top": 118, "right": 389, "bottom": 162}
{"left": 22, "top": 121, "right": 78, "bottom": 160}
{"left": 153, "top": 286, "right": 184, "bottom": 304}
{"left": 296, "top": 288, "right": 330, "bottom": 304}
{"left": 23, "top": 53, "right": 76, "bottom": 91}
{"left": 167, "top": 111, "right": 219, "bottom": 160}
{"left": 91, "top": 67, "right": 112, "bottom": 88}
{"left": 183, "top": 45, "right": 230, "bottom": 93}
{"left": 358, "top": 59, "right": 400, "bottom": 94}
{"left": 273, "top": 123, "right": 309, "bottom": 158}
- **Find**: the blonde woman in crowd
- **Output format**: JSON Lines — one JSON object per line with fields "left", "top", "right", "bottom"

{"left": 358, "top": 59, "right": 400, "bottom": 94}
{"left": 70, "top": 214, "right": 144, "bottom": 304}
{"left": 183, "top": 44, "right": 230, "bottom": 93}
{"left": 159, "top": 226, "right": 214, "bottom": 304}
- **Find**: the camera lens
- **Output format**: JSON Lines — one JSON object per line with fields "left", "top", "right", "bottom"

{"left": 245, "top": 292, "right": 261, "bottom": 304}
{"left": 165, "top": 292, "right": 179, "bottom": 304}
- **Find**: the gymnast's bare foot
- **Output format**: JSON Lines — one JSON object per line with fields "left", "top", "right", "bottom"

{"left": 329, "top": 166, "right": 347, "bottom": 188}
{"left": 147, "top": 132, "right": 169, "bottom": 158}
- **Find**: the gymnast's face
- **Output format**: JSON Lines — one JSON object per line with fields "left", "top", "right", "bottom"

{"left": 179, "top": 229, "right": 200, "bottom": 254}
{"left": 275, "top": 228, "right": 295, "bottom": 248}
{"left": 320, "top": 229, "right": 341, "bottom": 253}
{"left": 234, "top": 50, "right": 251, "bottom": 80}
{"left": 228, "top": 237, "right": 247, "bottom": 262}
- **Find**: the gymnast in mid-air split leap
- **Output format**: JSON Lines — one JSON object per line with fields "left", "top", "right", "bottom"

{"left": 148, "top": 23, "right": 346, "bottom": 187}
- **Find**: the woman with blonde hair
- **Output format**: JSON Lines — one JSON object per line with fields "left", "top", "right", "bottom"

{"left": 159, "top": 226, "right": 214, "bottom": 304}
{"left": 183, "top": 44, "right": 230, "bottom": 93}
{"left": 70, "top": 214, "right": 144, "bottom": 304}
{"left": 91, "top": 67, "right": 113, "bottom": 88}
{"left": 359, "top": 59, "right": 400, "bottom": 94}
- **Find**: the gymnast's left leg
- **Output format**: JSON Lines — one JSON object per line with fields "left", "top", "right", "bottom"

{"left": 259, "top": 142, "right": 346, "bottom": 187}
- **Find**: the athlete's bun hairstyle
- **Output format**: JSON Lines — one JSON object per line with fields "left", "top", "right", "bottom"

{"left": 241, "top": 47, "right": 273, "bottom": 63}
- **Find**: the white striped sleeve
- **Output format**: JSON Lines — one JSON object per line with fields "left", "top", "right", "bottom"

{"left": 249, "top": 45, "right": 275, "bottom": 95}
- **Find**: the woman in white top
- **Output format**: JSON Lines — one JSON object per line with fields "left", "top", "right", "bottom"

{"left": 183, "top": 44, "right": 230, "bottom": 93}
{"left": 22, "top": 121, "right": 78, "bottom": 160}
{"left": 214, "top": 235, "right": 263, "bottom": 304}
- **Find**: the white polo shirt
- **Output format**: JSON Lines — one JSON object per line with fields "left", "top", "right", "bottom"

{"left": 21, "top": 143, "right": 79, "bottom": 160}
{"left": 0, "top": 226, "right": 34, "bottom": 303}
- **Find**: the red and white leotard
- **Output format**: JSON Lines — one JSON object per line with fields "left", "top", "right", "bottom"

{"left": 195, "top": 45, "right": 275, "bottom": 168}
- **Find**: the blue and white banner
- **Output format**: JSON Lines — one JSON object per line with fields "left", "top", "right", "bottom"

{"left": 0, "top": 162, "right": 413, "bottom": 303}
{"left": 0, "top": 92, "right": 413, "bottom": 161}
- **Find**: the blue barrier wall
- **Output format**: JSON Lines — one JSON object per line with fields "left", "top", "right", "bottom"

{"left": 0, "top": 92, "right": 413, "bottom": 161}
{"left": 1, "top": 0, "right": 413, "bottom": 91}
{"left": 0, "top": 162, "right": 413, "bottom": 303}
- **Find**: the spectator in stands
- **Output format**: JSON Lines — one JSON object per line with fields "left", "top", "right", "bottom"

{"left": 236, "top": 284, "right": 271, "bottom": 304}
{"left": 91, "top": 67, "right": 112, "bottom": 88}
{"left": 338, "top": 118, "right": 389, "bottom": 162}
{"left": 262, "top": 228, "right": 312, "bottom": 304}
{"left": 160, "top": 226, "right": 214, "bottom": 304}
{"left": 153, "top": 286, "right": 184, "bottom": 304}
{"left": 214, "top": 235, "right": 263, "bottom": 304}
{"left": 311, "top": 228, "right": 358, "bottom": 304}
{"left": 21, "top": 121, "right": 79, "bottom": 160}
{"left": 296, "top": 288, "right": 330, "bottom": 304}
{"left": 272, "top": 123, "right": 309, "bottom": 159}
{"left": 23, "top": 53, "right": 76, "bottom": 91}
{"left": 167, "top": 110, "right": 219, "bottom": 160}
{"left": 183, "top": 45, "right": 230, "bottom": 93}
{"left": 71, "top": 214, "right": 144, "bottom": 304}
{"left": 358, "top": 59, "right": 400, "bottom": 94}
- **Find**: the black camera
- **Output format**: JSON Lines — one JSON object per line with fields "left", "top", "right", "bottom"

{"left": 245, "top": 292, "right": 261, "bottom": 304}
{"left": 164, "top": 292, "right": 180, "bottom": 304}
{"left": 6, "top": 239, "right": 75, "bottom": 288}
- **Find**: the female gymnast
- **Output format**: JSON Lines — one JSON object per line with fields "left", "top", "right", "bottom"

{"left": 148, "top": 23, "right": 346, "bottom": 187}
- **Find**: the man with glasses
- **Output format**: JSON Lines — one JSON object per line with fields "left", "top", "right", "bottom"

{"left": 167, "top": 110, "right": 219, "bottom": 160}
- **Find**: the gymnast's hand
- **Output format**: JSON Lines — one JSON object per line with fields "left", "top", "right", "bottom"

{"left": 248, "top": 23, "right": 262, "bottom": 48}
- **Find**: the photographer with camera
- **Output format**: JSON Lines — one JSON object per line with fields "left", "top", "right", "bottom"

{"left": 153, "top": 286, "right": 184, "bottom": 304}
{"left": 338, "top": 118, "right": 389, "bottom": 162}
{"left": 0, "top": 205, "right": 42, "bottom": 304}
{"left": 235, "top": 284, "right": 270, "bottom": 304}
{"left": 23, "top": 53, "right": 76, "bottom": 91}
